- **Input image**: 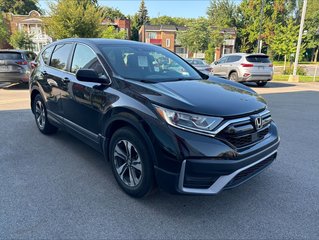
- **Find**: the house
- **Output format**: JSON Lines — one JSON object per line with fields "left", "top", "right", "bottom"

{"left": 139, "top": 24, "right": 237, "bottom": 60}
{"left": 101, "top": 18, "right": 131, "bottom": 39}
{"left": 3, "top": 10, "right": 52, "bottom": 53}
{"left": 139, "top": 25, "right": 188, "bottom": 58}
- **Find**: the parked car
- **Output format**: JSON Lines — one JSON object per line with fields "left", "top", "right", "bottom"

{"left": 0, "top": 50, "right": 37, "bottom": 84}
{"left": 211, "top": 53, "right": 273, "bottom": 86}
{"left": 185, "top": 58, "right": 213, "bottom": 75}
{"left": 30, "top": 39, "right": 279, "bottom": 198}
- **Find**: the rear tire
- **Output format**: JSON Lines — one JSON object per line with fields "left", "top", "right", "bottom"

{"left": 229, "top": 72, "right": 238, "bottom": 81}
{"left": 256, "top": 81, "right": 267, "bottom": 87}
{"left": 109, "top": 127, "right": 155, "bottom": 198}
{"left": 33, "top": 94, "right": 58, "bottom": 134}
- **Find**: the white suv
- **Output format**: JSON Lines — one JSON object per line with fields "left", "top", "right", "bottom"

{"left": 211, "top": 53, "right": 273, "bottom": 87}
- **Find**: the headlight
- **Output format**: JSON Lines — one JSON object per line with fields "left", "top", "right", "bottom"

{"left": 154, "top": 105, "right": 223, "bottom": 135}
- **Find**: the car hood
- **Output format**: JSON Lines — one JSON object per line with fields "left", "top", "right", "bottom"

{"left": 125, "top": 77, "right": 267, "bottom": 117}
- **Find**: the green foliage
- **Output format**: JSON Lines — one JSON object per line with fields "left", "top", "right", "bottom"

{"left": 137, "top": 0, "right": 149, "bottom": 27}
{"left": 102, "top": 6, "right": 125, "bottom": 21}
{"left": 205, "top": 43, "right": 215, "bottom": 63}
{"left": 178, "top": 18, "right": 211, "bottom": 53}
{"left": 207, "top": 0, "right": 237, "bottom": 28}
{"left": 0, "top": 13, "right": 8, "bottom": 44}
{"left": 282, "top": 66, "right": 306, "bottom": 75}
{"left": 101, "top": 26, "right": 126, "bottom": 39}
{"left": 0, "top": 0, "right": 40, "bottom": 15}
{"left": 129, "top": 14, "right": 140, "bottom": 41}
{"left": 9, "top": 31, "right": 34, "bottom": 50}
{"left": 150, "top": 16, "right": 193, "bottom": 26}
{"left": 45, "top": 0, "right": 103, "bottom": 39}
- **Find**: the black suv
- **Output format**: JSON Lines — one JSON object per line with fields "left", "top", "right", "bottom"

{"left": 30, "top": 39, "right": 279, "bottom": 198}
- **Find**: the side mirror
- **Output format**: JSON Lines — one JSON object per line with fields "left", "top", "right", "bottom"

{"left": 76, "top": 69, "right": 110, "bottom": 84}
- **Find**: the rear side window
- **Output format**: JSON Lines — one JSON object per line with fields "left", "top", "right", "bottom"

{"left": 246, "top": 55, "right": 270, "bottom": 63}
{"left": 50, "top": 44, "right": 73, "bottom": 71}
{"left": 226, "top": 56, "right": 241, "bottom": 63}
{"left": 41, "top": 46, "right": 55, "bottom": 65}
{"left": 0, "top": 52, "right": 22, "bottom": 60}
{"left": 71, "top": 44, "right": 105, "bottom": 78}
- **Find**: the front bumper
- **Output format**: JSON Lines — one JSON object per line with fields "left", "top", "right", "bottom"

{"left": 155, "top": 138, "right": 279, "bottom": 195}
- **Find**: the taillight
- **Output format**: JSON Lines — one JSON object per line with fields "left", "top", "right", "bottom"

{"left": 241, "top": 63, "right": 254, "bottom": 67}
{"left": 16, "top": 60, "right": 28, "bottom": 65}
{"left": 269, "top": 64, "right": 273, "bottom": 67}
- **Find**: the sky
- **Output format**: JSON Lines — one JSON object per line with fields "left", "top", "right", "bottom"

{"left": 38, "top": 0, "right": 241, "bottom": 18}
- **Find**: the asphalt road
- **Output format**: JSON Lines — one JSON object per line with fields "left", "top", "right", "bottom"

{"left": 0, "top": 82, "right": 319, "bottom": 239}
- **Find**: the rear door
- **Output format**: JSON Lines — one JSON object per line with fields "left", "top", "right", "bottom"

{"left": 245, "top": 55, "right": 273, "bottom": 76}
{"left": 45, "top": 43, "right": 74, "bottom": 118}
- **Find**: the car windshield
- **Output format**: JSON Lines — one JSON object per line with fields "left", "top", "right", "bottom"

{"left": 0, "top": 52, "right": 22, "bottom": 60}
{"left": 99, "top": 44, "right": 203, "bottom": 82}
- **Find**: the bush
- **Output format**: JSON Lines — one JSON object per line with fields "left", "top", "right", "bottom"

{"left": 282, "top": 66, "right": 306, "bottom": 75}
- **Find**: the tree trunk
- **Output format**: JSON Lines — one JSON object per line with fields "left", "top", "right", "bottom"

{"left": 315, "top": 47, "right": 319, "bottom": 63}
{"left": 284, "top": 55, "right": 287, "bottom": 72}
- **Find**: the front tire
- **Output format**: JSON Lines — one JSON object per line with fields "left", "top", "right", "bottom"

{"left": 109, "top": 127, "right": 155, "bottom": 198}
{"left": 33, "top": 94, "right": 58, "bottom": 134}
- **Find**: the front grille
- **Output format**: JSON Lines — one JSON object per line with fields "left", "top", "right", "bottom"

{"left": 225, "top": 153, "right": 276, "bottom": 188}
{"left": 216, "top": 113, "right": 271, "bottom": 149}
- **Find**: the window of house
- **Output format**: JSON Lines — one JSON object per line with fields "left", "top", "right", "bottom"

{"left": 166, "top": 39, "right": 171, "bottom": 48}
{"left": 147, "top": 32, "right": 157, "bottom": 39}
{"left": 71, "top": 44, "right": 106, "bottom": 78}
{"left": 50, "top": 44, "right": 73, "bottom": 71}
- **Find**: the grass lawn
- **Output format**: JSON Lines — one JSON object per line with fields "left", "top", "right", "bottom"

{"left": 273, "top": 74, "right": 319, "bottom": 82}
{"left": 273, "top": 61, "right": 317, "bottom": 66}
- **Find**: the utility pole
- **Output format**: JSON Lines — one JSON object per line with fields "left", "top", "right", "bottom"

{"left": 257, "top": 0, "right": 265, "bottom": 53}
{"left": 289, "top": 0, "right": 307, "bottom": 82}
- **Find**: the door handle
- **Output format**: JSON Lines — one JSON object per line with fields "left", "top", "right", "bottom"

{"left": 62, "top": 77, "right": 70, "bottom": 83}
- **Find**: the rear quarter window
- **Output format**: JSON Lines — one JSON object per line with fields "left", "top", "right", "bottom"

{"left": 246, "top": 55, "right": 270, "bottom": 63}
{"left": 0, "top": 52, "right": 22, "bottom": 60}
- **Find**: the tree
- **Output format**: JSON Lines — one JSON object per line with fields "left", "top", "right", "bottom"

{"left": 45, "top": 0, "right": 103, "bottom": 39}
{"left": 207, "top": 0, "right": 237, "bottom": 28}
{"left": 269, "top": 18, "right": 299, "bottom": 70}
{"left": 150, "top": 16, "right": 193, "bottom": 26}
{"left": 9, "top": 31, "right": 34, "bottom": 50}
{"left": 0, "top": 0, "right": 40, "bottom": 15}
{"left": 137, "top": 0, "right": 149, "bottom": 27}
{"left": 101, "top": 26, "right": 126, "bottom": 39}
{"left": 0, "top": 13, "right": 8, "bottom": 45}
{"left": 178, "top": 18, "right": 211, "bottom": 53}
{"left": 129, "top": 14, "right": 140, "bottom": 41}
{"left": 102, "top": 7, "right": 125, "bottom": 21}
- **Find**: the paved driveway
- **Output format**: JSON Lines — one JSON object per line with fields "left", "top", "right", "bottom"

{"left": 0, "top": 82, "right": 318, "bottom": 239}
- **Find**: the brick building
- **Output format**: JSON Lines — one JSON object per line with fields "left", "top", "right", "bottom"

{"left": 139, "top": 24, "right": 237, "bottom": 60}
{"left": 3, "top": 10, "right": 52, "bottom": 53}
{"left": 101, "top": 18, "right": 131, "bottom": 39}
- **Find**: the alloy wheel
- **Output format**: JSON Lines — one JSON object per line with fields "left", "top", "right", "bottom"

{"left": 35, "top": 100, "right": 46, "bottom": 129}
{"left": 113, "top": 140, "right": 143, "bottom": 187}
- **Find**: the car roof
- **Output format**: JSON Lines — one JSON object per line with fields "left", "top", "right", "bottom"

{"left": 50, "top": 38, "right": 150, "bottom": 47}
{"left": 222, "top": 53, "right": 268, "bottom": 57}
{"left": 0, "top": 49, "right": 32, "bottom": 53}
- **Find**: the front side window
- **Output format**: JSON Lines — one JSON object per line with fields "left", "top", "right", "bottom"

{"left": 71, "top": 44, "right": 106, "bottom": 78}
{"left": 50, "top": 44, "right": 73, "bottom": 71}
{"left": 99, "top": 44, "right": 202, "bottom": 82}
{"left": 218, "top": 56, "right": 228, "bottom": 64}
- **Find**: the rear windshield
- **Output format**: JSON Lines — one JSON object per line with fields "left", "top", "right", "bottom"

{"left": 246, "top": 55, "right": 270, "bottom": 63}
{"left": 0, "top": 52, "right": 22, "bottom": 60}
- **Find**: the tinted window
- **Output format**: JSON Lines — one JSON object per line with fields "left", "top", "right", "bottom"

{"left": 71, "top": 44, "right": 106, "bottom": 78}
{"left": 50, "top": 44, "right": 73, "bottom": 71}
{"left": 218, "top": 56, "right": 228, "bottom": 64}
{"left": 226, "top": 56, "right": 241, "bottom": 63}
{"left": 100, "top": 44, "right": 202, "bottom": 82}
{"left": 193, "top": 60, "right": 207, "bottom": 65}
{"left": 246, "top": 55, "right": 270, "bottom": 63}
{"left": 41, "top": 46, "right": 55, "bottom": 65}
{"left": 0, "top": 52, "right": 22, "bottom": 60}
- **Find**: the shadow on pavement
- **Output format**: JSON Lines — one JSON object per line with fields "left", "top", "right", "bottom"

{"left": 244, "top": 81, "right": 296, "bottom": 88}
{"left": 1, "top": 82, "right": 29, "bottom": 90}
